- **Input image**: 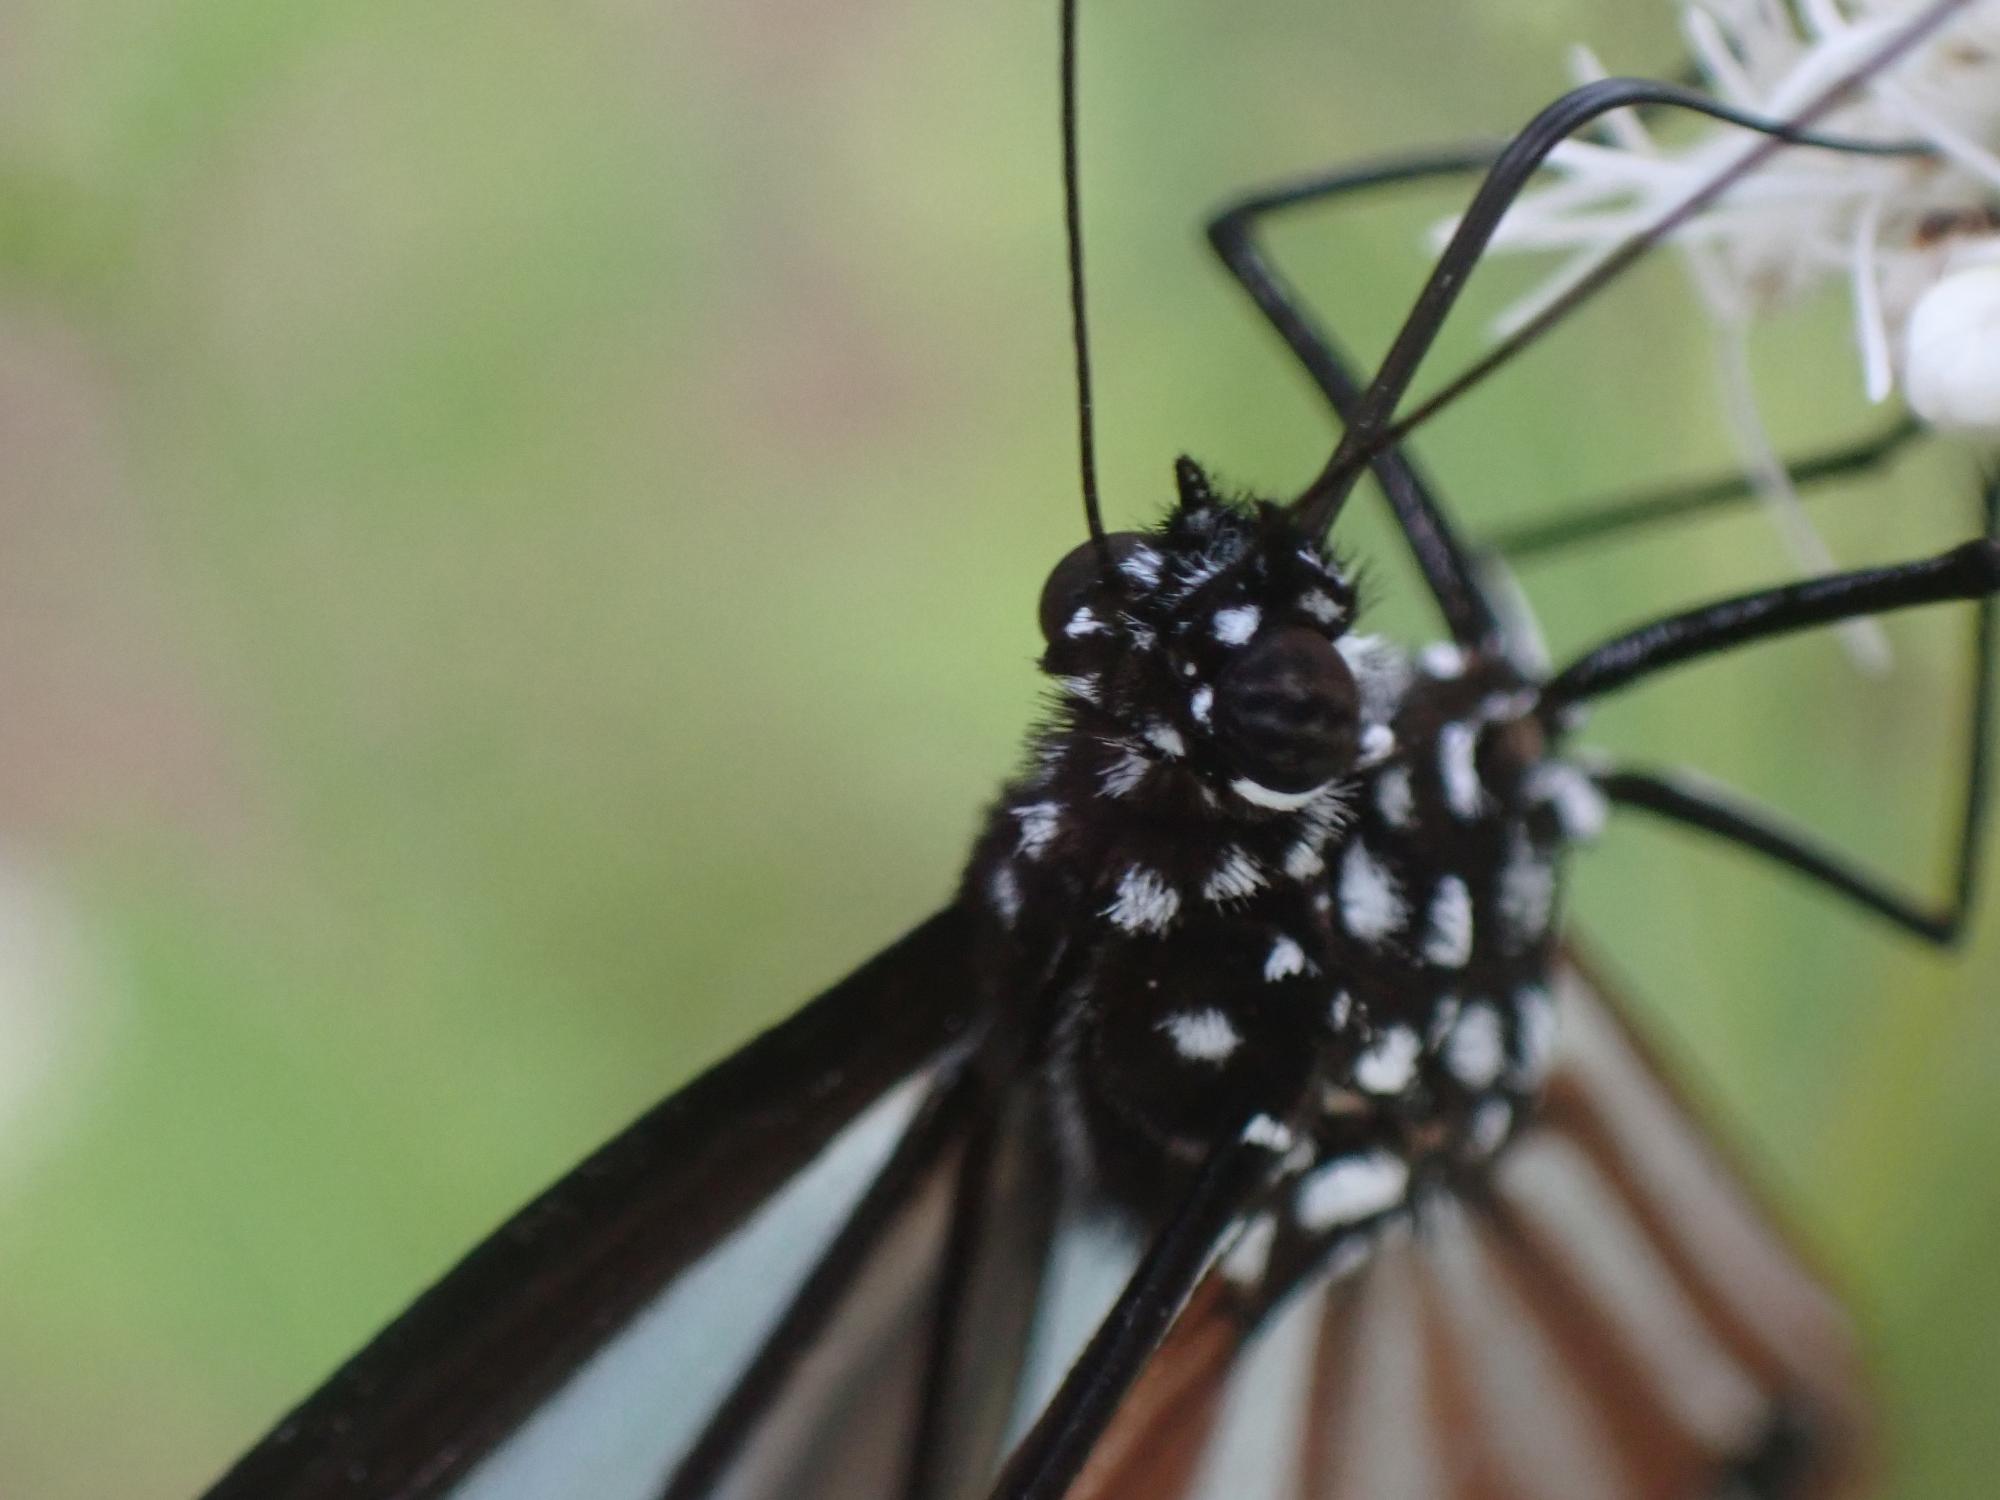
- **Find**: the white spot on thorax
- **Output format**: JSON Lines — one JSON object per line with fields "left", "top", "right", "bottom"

{"left": 1512, "top": 984, "right": 1558, "bottom": 1088}
{"left": 1212, "top": 605, "right": 1262, "bottom": 645}
{"left": 1064, "top": 606, "right": 1106, "bottom": 638}
{"left": 1263, "top": 936, "right": 1306, "bottom": 982}
{"left": 1105, "top": 866, "right": 1181, "bottom": 934}
{"left": 1295, "top": 1150, "right": 1409, "bottom": 1231}
{"left": 1421, "top": 876, "right": 1475, "bottom": 969}
{"left": 1496, "top": 834, "right": 1555, "bottom": 954}
{"left": 1354, "top": 1025, "right": 1422, "bottom": 1095}
{"left": 1242, "top": 1114, "right": 1296, "bottom": 1152}
{"left": 1145, "top": 721, "right": 1186, "bottom": 758}
{"left": 1467, "top": 1098, "right": 1513, "bottom": 1156}
{"left": 1171, "top": 558, "right": 1224, "bottom": 600}
{"left": 1527, "top": 761, "right": 1609, "bottom": 843}
{"left": 987, "top": 864, "right": 1023, "bottom": 926}
{"left": 1158, "top": 1008, "right": 1243, "bottom": 1063}
{"left": 1356, "top": 723, "right": 1396, "bottom": 769}
{"left": 1338, "top": 840, "right": 1407, "bottom": 944}
{"left": 1328, "top": 990, "right": 1354, "bottom": 1030}
{"left": 1438, "top": 721, "right": 1484, "bottom": 819}
{"left": 1299, "top": 588, "right": 1343, "bottom": 625}
{"left": 1098, "top": 749, "right": 1151, "bottom": 799}
{"left": 1119, "top": 546, "right": 1163, "bottom": 588}
{"left": 1203, "top": 846, "right": 1266, "bottom": 902}
{"left": 1373, "top": 765, "right": 1415, "bottom": 828}
{"left": 1221, "top": 1210, "right": 1279, "bottom": 1287}
{"left": 1445, "top": 1001, "right": 1506, "bottom": 1089}
{"left": 1420, "top": 641, "right": 1467, "bottom": 679}
{"left": 1013, "top": 800, "right": 1063, "bottom": 860}
{"left": 1189, "top": 685, "right": 1214, "bottom": 724}
{"left": 1282, "top": 840, "right": 1325, "bottom": 881}
{"left": 1475, "top": 696, "right": 1532, "bottom": 738}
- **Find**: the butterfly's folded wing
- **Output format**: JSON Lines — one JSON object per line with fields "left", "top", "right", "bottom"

{"left": 202, "top": 905, "right": 1009, "bottom": 1500}
{"left": 1075, "top": 950, "right": 1872, "bottom": 1500}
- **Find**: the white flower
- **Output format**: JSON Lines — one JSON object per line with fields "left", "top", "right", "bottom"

{"left": 1478, "top": 0, "right": 2000, "bottom": 436}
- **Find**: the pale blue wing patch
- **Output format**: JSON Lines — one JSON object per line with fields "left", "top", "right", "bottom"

{"left": 1003, "top": 1195, "right": 1144, "bottom": 1449}
{"left": 448, "top": 1074, "right": 937, "bottom": 1500}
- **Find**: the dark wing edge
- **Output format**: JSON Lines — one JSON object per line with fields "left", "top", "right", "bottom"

{"left": 199, "top": 904, "right": 983, "bottom": 1500}
{"left": 1066, "top": 947, "right": 1873, "bottom": 1500}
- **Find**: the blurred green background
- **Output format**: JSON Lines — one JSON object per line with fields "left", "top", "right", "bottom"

{"left": 0, "top": 0, "right": 1994, "bottom": 1495}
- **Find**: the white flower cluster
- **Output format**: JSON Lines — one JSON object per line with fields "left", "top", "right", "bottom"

{"left": 1480, "top": 0, "right": 2000, "bottom": 435}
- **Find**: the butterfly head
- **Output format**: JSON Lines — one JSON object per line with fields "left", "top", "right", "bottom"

{"left": 1035, "top": 458, "right": 1376, "bottom": 811}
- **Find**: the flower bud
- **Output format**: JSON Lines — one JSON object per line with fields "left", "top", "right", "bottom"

{"left": 1904, "top": 261, "right": 2000, "bottom": 437}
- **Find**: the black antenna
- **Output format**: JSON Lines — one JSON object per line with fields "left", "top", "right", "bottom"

{"left": 1060, "top": 0, "right": 1113, "bottom": 570}
{"left": 1293, "top": 0, "right": 1976, "bottom": 531}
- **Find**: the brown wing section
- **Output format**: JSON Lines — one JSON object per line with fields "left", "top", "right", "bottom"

{"left": 1068, "top": 1278, "right": 1249, "bottom": 1499}
{"left": 1070, "top": 953, "right": 1873, "bottom": 1500}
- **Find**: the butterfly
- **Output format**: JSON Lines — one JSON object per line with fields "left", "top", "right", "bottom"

{"left": 194, "top": 1, "right": 2000, "bottom": 1497}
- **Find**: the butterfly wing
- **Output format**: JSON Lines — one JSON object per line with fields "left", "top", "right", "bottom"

{"left": 670, "top": 1071, "right": 1060, "bottom": 1500}
{"left": 201, "top": 905, "right": 1002, "bottom": 1500}
{"left": 1071, "top": 949, "right": 1872, "bottom": 1500}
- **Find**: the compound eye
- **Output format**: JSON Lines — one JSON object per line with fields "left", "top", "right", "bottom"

{"left": 1214, "top": 626, "right": 1359, "bottom": 793}
{"left": 1037, "top": 532, "right": 1147, "bottom": 644}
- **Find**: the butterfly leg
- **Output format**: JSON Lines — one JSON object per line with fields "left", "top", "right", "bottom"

{"left": 1592, "top": 738, "right": 1988, "bottom": 946}
{"left": 1552, "top": 475, "right": 1998, "bottom": 942}
{"left": 1207, "top": 143, "right": 1501, "bottom": 646}
{"left": 984, "top": 1130, "right": 1284, "bottom": 1500}
{"left": 1480, "top": 415, "right": 1924, "bottom": 563}
{"left": 1541, "top": 516, "right": 2000, "bottom": 710}
{"left": 1208, "top": 134, "right": 1924, "bottom": 574}
{"left": 1208, "top": 81, "right": 1912, "bottom": 642}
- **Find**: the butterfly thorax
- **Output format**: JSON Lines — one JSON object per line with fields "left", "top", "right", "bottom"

{"left": 960, "top": 466, "right": 1604, "bottom": 1266}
